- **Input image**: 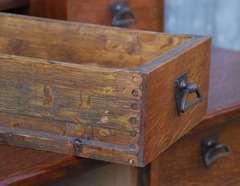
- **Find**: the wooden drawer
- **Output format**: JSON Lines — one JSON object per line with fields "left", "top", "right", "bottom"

{"left": 22, "top": 0, "right": 164, "bottom": 32}
{"left": 0, "top": 13, "right": 211, "bottom": 166}
{"left": 151, "top": 119, "right": 240, "bottom": 186}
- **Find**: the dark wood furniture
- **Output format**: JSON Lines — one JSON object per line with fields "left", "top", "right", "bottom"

{"left": 0, "top": 12, "right": 211, "bottom": 166}
{"left": 0, "top": 1, "right": 239, "bottom": 185}
{"left": 1, "top": 47, "right": 239, "bottom": 186}
{"left": 5, "top": 0, "right": 164, "bottom": 32}
{"left": 149, "top": 47, "right": 240, "bottom": 186}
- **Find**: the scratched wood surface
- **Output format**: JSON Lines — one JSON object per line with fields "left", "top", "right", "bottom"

{"left": 0, "top": 13, "right": 210, "bottom": 166}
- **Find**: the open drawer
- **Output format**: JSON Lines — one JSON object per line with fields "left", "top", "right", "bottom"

{"left": 0, "top": 13, "right": 211, "bottom": 166}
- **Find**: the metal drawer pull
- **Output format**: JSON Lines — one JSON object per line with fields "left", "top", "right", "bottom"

{"left": 201, "top": 134, "right": 231, "bottom": 167}
{"left": 175, "top": 73, "right": 202, "bottom": 116}
{"left": 111, "top": 0, "right": 137, "bottom": 27}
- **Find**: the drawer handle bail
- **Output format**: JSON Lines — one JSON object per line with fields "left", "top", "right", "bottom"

{"left": 110, "top": 0, "right": 137, "bottom": 27}
{"left": 201, "top": 134, "right": 231, "bottom": 167}
{"left": 175, "top": 73, "right": 202, "bottom": 116}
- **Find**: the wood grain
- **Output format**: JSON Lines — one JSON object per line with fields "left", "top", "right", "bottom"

{"left": 0, "top": 13, "right": 145, "bottom": 165}
{"left": 50, "top": 106, "right": 240, "bottom": 186}
{"left": 0, "top": 13, "right": 209, "bottom": 166}
{"left": 0, "top": 46, "right": 238, "bottom": 185}
{"left": 193, "top": 104, "right": 240, "bottom": 132}
{"left": 0, "top": 56, "right": 142, "bottom": 131}
{"left": 208, "top": 47, "right": 240, "bottom": 112}
{"left": 20, "top": 0, "right": 164, "bottom": 32}
{"left": 0, "top": 0, "right": 29, "bottom": 11}
{"left": 150, "top": 117, "right": 240, "bottom": 186}
{"left": 25, "top": 0, "right": 67, "bottom": 20}
{"left": 0, "top": 145, "right": 107, "bottom": 186}
{"left": 67, "top": 0, "right": 164, "bottom": 31}
{"left": 149, "top": 46, "right": 240, "bottom": 186}
{"left": 0, "top": 56, "right": 141, "bottom": 165}
{"left": 141, "top": 36, "right": 212, "bottom": 165}
{"left": 0, "top": 13, "right": 188, "bottom": 69}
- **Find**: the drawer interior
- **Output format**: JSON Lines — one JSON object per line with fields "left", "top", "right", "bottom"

{"left": 0, "top": 12, "right": 211, "bottom": 166}
{"left": 0, "top": 13, "right": 190, "bottom": 69}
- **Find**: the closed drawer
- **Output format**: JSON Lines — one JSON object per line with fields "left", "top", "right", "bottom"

{"left": 23, "top": 0, "right": 163, "bottom": 31}
{"left": 151, "top": 119, "right": 240, "bottom": 186}
{"left": 0, "top": 13, "right": 211, "bottom": 166}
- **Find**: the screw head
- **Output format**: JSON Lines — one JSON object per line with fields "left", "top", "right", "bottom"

{"left": 132, "top": 90, "right": 138, "bottom": 96}
{"left": 131, "top": 103, "right": 138, "bottom": 110}
{"left": 130, "top": 131, "right": 137, "bottom": 137}
{"left": 130, "top": 117, "right": 137, "bottom": 124}
{"left": 73, "top": 139, "right": 82, "bottom": 152}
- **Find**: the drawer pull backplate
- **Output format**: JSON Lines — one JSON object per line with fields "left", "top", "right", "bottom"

{"left": 175, "top": 73, "right": 202, "bottom": 116}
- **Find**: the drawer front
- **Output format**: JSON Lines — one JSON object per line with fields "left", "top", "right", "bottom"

{"left": 24, "top": 0, "right": 163, "bottom": 32}
{"left": 151, "top": 119, "right": 240, "bottom": 186}
{"left": 142, "top": 37, "right": 211, "bottom": 165}
{"left": 67, "top": 0, "right": 163, "bottom": 31}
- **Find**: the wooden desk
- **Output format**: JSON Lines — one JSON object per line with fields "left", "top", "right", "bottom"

{"left": 0, "top": 47, "right": 239, "bottom": 186}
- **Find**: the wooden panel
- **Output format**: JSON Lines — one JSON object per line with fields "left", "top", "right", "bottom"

{"left": 0, "top": 14, "right": 145, "bottom": 166}
{"left": 0, "top": 55, "right": 142, "bottom": 130}
{"left": 24, "top": 0, "right": 68, "bottom": 20}
{"left": 0, "top": 13, "right": 187, "bottom": 68}
{"left": 0, "top": 112, "right": 141, "bottom": 147}
{"left": 67, "top": 0, "right": 164, "bottom": 31}
{"left": 0, "top": 13, "right": 142, "bottom": 166}
{"left": 141, "top": 37, "right": 212, "bottom": 165}
{"left": 150, "top": 118, "right": 240, "bottom": 186}
{"left": 0, "top": 47, "right": 238, "bottom": 185}
{"left": 0, "top": 0, "right": 29, "bottom": 11}
{"left": 0, "top": 13, "right": 209, "bottom": 166}
{"left": 20, "top": 0, "right": 164, "bottom": 32}
{"left": 0, "top": 144, "right": 107, "bottom": 186}
{"left": 0, "top": 54, "right": 141, "bottom": 165}
{"left": 148, "top": 46, "right": 240, "bottom": 186}
{"left": 208, "top": 47, "right": 240, "bottom": 112}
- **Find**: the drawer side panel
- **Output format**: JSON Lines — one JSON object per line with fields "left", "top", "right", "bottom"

{"left": 0, "top": 55, "right": 142, "bottom": 165}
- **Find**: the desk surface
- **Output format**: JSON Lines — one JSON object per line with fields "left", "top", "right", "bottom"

{"left": 0, "top": 47, "right": 240, "bottom": 186}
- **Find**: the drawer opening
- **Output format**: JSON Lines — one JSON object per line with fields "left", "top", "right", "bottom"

{"left": 0, "top": 13, "right": 190, "bottom": 69}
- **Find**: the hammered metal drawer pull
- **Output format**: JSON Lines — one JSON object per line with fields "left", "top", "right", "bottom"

{"left": 111, "top": 0, "right": 137, "bottom": 27}
{"left": 175, "top": 73, "right": 202, "bottom": 116}
{"left": 201, "top": 134, "right": 231, "bottom": 167}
